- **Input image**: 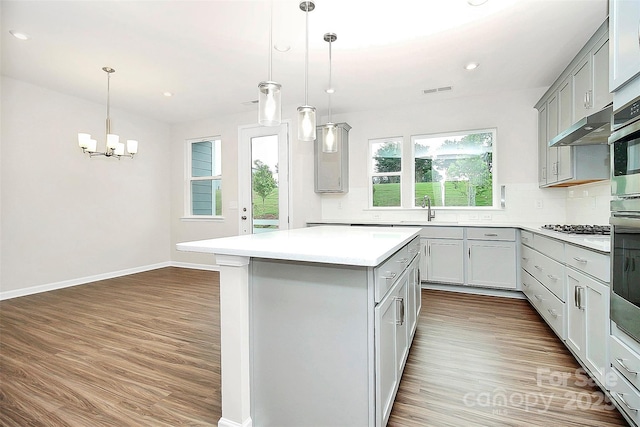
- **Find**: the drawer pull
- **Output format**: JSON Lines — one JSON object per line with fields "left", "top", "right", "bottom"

{"left": 534, "top": 265, "right": 543, "bottom": 271}
{"left": 395, "top": 297, "right": 405, "bottom": 326}
{"left": 616, "top": 358, "right": 638, "bottom": 375}
{"left": 547, "top": 274, "right": 558, "bottom": 281}
{"left": 484, "top": 233, "right": 498, "bottom": 237}
{"left": 396, "top": 258, "right": 409, "bottom": 264}
{"left": 615, "top": 393, "right": 639, "bottom": 412}
{"left": 547, "top": 308, "right": 558, "bottom": 318}
{"left": 522, "top": 281, "right": 529, "bottom": 288}
{"left": 534, "top": 294, "right": 543, "bottom": 302}
{"left": 573, "top": 257, "right": 588, "bottom": 264}
{"left": 522, "top": 257, "right": 529, "bottom": 261}
{"left": 383, "top": 271, "right": 397, "bottom": 280}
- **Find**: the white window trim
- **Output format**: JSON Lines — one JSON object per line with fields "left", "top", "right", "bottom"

{"left": 369, "top": 136, "right": 404, "bottom": 208}
{"left": 410, "top": 127, "right": 497, "bottom": 209}
{"left": 183, "top": 136, "right": 223, "bottom": 219}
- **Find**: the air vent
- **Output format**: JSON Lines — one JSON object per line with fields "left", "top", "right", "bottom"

{"left": 422, "top": 86, "right": 453, "bottom": 95}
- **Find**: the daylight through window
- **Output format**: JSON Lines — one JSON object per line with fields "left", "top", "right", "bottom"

{"left": 187, "top": 138, "right": 222, "bottom": 216}
{"left": 370, "top": 137, "right": 403, "bottom": 207}
{"left": 412, "top": 129, "right": 494, "bottom": 207}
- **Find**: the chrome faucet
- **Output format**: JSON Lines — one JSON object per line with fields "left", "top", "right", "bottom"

{"left": 421, "top": 195, "right": 436, "bottom": 221}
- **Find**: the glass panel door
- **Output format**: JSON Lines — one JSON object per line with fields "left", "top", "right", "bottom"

{"left": 239, "top": 124, "right": 289, "bottom": 235}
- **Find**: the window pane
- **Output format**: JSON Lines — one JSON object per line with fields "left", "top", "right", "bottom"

{"left": 413, "top": 131, "right": 493, "bottom": 207}
{"left": 371, "top": 138, "right": 402, "bottom": 173}
{"left": 192, "top": 140, "right": 221, "bottom": 177}
{"left": 372, "top": 176, "right": 401, "bottom": 207}
{"left": 191, "top": 179, "right": 222, "bottom": 216}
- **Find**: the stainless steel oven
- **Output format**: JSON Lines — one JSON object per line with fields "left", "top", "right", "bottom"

{"left": 610, "top": 204, "right": 640, "bottom": 343}
{"left": 610, "top": 96, "right": 640, "bottom": 198}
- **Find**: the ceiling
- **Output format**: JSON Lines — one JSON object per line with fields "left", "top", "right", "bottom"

{"left": 1, "top": 0, "right": 608, "bottom": 125}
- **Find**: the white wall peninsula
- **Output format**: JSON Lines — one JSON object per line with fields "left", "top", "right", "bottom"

{"left": 177, "top": 226, "right": 422, "bottom": 427}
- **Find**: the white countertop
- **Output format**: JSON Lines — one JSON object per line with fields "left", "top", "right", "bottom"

{"left": 177, "top": 226, "right": 421, "bottom": 267}
{"left": 307, "top": 220, "right": 611, "bottom": 253}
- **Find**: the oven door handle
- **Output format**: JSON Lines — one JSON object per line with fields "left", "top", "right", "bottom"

{"left": 610, "top": 215, "right": 640, "bottom": 228}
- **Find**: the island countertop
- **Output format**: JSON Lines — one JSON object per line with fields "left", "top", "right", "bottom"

{"left": 176, "top": 225, "right": 421, "bottom": 266}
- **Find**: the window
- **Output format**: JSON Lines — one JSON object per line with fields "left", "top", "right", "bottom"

{"left": 370, "top": 137, "right": 402, "bottom": 207}
{"left": 187, "top": 137, "right": 222, "bottom": 217}
{"left": 412, "top": 129, "right": 494, "bottom": 207}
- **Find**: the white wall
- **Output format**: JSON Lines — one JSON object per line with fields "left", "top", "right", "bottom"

{"left": 169, "top": 110, "right": 321, "bottom": 266}
{"left": 317, "top": 88, "right": 611, "bottom": 225}
{"left": 0, "top": 77, "right": 171, "bottom": 295}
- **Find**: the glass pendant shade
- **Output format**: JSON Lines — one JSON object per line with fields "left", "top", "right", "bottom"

{"left": 78, "top": 133, "right": 91, "bottom": 148}
{"left": 297, "top": 105, "right": 316, "bottom": 141}
{"left": 127, "top": 140, "right": 139, "bottom": 154}
{"left": 106, "top": 133, "right": 119, "bottom": 150}
{"left": 115, "top": 142, "right": 126, "bottom": 156}
{"left": 87, "top": 138, "right": 98, "bottom": 152}
{"left": 258, "top": 81, "right": 281, "bottom": 126}
{"left": 323, "top": 123, "right": 337, "bottom": 153}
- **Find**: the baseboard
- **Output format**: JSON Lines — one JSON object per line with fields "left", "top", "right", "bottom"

{"left": 218, "top": 417, "right": 252, "bottom": 427}
{"left": 0, "top": 262, "right": 172, "bottom": 301}
{"left": 170, "top": 261, "right": 220, "bottom": 271}
{"left": 421, "top": 282, "right": 526, "bottom": 299}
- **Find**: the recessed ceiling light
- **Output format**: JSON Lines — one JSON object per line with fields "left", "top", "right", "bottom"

{"left": 326, "top": 88, "right": 335, "bottom": 94}
{"left": 9, "top": 30, "right": 30, "bottom": 40}
{"left": 163, "top": 91, "right": 173, "bottom": 97}
{"left": 467, "top": 0, "right": 488, "bottom": 6}
{"left": 464, "top": 62, "right": 479, "bottom": 70}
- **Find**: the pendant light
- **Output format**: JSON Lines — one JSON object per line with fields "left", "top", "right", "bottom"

{"left": 258, "top": 0, "right": 281, "bottom": 126}
{"left": 78, "top": 67, "right": 138, "bottom": 159}
{"left": 322, "top": 32, "right": 338, "bottom": 153}
{"left": 297, "top": 1, "right": 316, "bottom": 141}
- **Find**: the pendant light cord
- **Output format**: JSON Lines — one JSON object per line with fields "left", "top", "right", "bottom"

{"left": 268, "top": 0, "right": 273, "bottom": 81}
{"left": 106, "top": 70, "right": 111, "bottom": 134}
{"left": 328, "top": 35, "right": 332, "bottom": 122}
{"left": 304, "top": 2, "right": 309, "bottom": 105}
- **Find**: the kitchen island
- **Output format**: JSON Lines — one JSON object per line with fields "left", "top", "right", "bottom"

{"left": 177, "top": 226, "right": 421, "bottom": 427}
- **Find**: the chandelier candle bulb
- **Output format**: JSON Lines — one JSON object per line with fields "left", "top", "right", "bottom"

{"left": 78, "top": 133, "right": 91, "bottom": 148}
{"left": 87, "top": 139, "right": 97, "bottom": 153}
{"left": 127, "top": 140, "right": 138, "bottom": 154}
{"left": 115, "top": 142, "right": 125, "bottom": 156}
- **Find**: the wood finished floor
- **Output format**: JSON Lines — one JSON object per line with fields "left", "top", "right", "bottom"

{"left": 0, "top": 267, "right": 628, "bottom": 426}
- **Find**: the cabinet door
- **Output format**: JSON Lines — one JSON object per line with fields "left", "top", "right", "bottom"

{"left": 314, "top": 124, "right": 349, "bottom": 193}
{"left": 427, "top": 239, "right": 464, "bottom": 284}
{"left": 584, "top": 276, "right": 610, "bottom": 386}
{"left": 566, "top": 271, "right": 586, "bottom": 357}
{"left": 375, "top": 284, "right": 398, "bottom": 427}
{"left": 375, "top": 273, "right": 409, "bottom": 427}
{"left": 467, "top": 241, "right": 517, "bottom": 289}
{"left": 558, "top": 76, "right": 573, "bottom": 131}
{"left": 405, "top": 257, "right": 420, "bottom": 339}
{"left": 573, "top": 56, "right": 591, "bottom": 121}
{"left": 556, "top": 146, "right": 573, "bottom": 183}
{"left": 592, "top": 36, "right": 612, "bottom": 111}
{"left": 610, "top": 0, "right": 640, "bottom": 91}
{"left": 546, "top": 95, "right": 559, "bottom": 182}
{"left": 538, "top": 105, "right": 548, "bottom": 186}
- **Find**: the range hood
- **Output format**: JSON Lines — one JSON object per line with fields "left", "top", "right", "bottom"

{"left": 548, "top": 104, "right": 612, "bottom": 147}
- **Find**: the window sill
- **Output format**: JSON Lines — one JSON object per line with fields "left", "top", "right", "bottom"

{"left": 180, "top": 216, "right": 226, "bottom": 222}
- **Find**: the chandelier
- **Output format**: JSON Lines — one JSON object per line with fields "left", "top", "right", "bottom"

{"left": 78, "top": 67, "right": 138, "bottom": 158}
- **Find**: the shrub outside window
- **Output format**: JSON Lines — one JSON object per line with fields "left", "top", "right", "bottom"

{"left": 187, "top": 137, "right": 222, "bottom": 216}
{"left": 413, "top": 129, "right": 494, "bottom": 207}
{"left": 370, "top": 137, "right": 402, "bottom": 207}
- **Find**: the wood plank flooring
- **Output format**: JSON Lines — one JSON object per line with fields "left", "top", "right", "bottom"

{"left": 0, "top": 267, "right": 629, "bottom": 426}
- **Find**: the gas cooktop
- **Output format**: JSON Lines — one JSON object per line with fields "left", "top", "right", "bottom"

{"left": 541, "top": 224, "right": 610, "bottom": 235}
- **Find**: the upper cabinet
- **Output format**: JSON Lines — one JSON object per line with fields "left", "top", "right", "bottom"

{"left": 609, "top": 0, "right": 640, "bottom": 92}
{"left": 314, "top": 123, "right": 351, "bottom": 193}
{"left": 534, "top": 19, "right": 611, "bottom": 188}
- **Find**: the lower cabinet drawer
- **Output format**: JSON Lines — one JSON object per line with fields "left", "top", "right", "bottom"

{"left": 374, "top": 245, "right": 409, "bottom": 303}
{"left": 532, "top": 250, "right": 565, "bottom": 302}
{"left": 523, "top": 271, "right": 566, "bottom": 340}
{"left": 611, "top": 335, "right": 640, "bottom": 391}
{"left": 609, "top": 368, "right": 640, "bottom": 426}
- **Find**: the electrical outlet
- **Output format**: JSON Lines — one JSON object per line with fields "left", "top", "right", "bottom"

{"left": 481, "top": 214, "right": 492, "bottom": 221}
{"left": 373, "top": 214, "right": 380, "bottom": 219}
{"left": 535, "top": 199, "right": 543, "bottom": 209}
{"left": 469, "top": 214, "right": 479, "bottom": 220}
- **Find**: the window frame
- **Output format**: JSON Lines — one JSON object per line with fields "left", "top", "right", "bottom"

{"left": 368, "top": 136, "right": 404, "bottom": 208}
{"left": 411, "top": 128, "right": 497, "bottom": 209}
{"left": 184, "top": 136, "right": 223, "bottom": 220}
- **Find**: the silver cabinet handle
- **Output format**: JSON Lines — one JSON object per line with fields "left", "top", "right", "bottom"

{"left": 547, "top": 308, "right": 558, "bottom": 318}
{"left": 547, "top": 274, "right": 558, "bottom": 281}
{"left": 616, "top": 358, "right": 638, "bottom": 375}
{"left": 615, "top": 393, "right": 639, "bottom": 412}
{"left": 534, "top": 265, "right": 543, "bottom": 271}
{"left": 395, "top": 297, "right": 405, "bottom": 326}
{"left": 584, "top": 91, "right": 588, "bottom": 109}
{"left": 522, "top": 281, "right": 529, "bottom": 288}
{"left": 396, "top": 258, "right": 409, "bottom": 264}
{"left": 417, "top": 268, "right": 421, "bottom": 283}
{"left": 574, "top": 285, "right": 579, "bottom": 308}
{"left": 384, "top": 271, "right": 397, "bottom": 280}
{"left": 534, "top": 294, "right": 543, "bottom": 302}
{"left": 576, "top": 286, "right": 585, "bottom": 310}
{"left": 573, "top": 257, "right": 588, "bottom": 264}
{"left": 484, "top": 233, "right": 498, "bottom": 237}
{"left": 522, "top": 257, "right": 529, "bottom": 261}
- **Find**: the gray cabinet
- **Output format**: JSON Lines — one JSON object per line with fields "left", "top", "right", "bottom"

{"left": 466, "top": 228, "right": 517, "bottom": 290}
{"left": 314, "top": 122, "right": 351, "bottom": 193}
{"left": 609, "top": 0, "right": 640, "bottom": 91}
{"left": 534, "top": 19, "right": 610, "bottom": 187}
